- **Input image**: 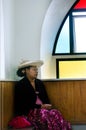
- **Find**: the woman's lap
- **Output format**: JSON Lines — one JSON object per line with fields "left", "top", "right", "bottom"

{"left": 27, "top": 108, "right": 72, "bottom": 130}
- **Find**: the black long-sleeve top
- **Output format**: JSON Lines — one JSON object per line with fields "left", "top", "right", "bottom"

{"left": 14, "top": 77, "right": 50, "bottom": 116}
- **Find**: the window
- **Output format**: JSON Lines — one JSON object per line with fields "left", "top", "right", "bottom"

{"left": 55, "top": 9, "right": 86, "bottom": 79}
{"left": 56, "top": 59, "right": 86, "bottom": 78}
{"left": 53, "top": 0, "right": 86, "bottom": 79}
{"left": 53, "top": 9, "right": 86, "bottom": 55}
{"left": 54, "top": 16, "right": 70, "bottom": 54}
{"left": 73, "top": 11, "right": 86, "bottom": 53}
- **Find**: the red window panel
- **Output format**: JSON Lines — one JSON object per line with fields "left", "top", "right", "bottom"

{"left": 74, "top": 0, "right": 86, "bottom": 9}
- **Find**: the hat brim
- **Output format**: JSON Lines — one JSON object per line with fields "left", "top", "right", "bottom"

{"left": 17, "top": 60, "right": 43, "bottom": 77}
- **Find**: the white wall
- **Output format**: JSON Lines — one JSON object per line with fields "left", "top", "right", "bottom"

{"left": 2, "top": 0, "right": 15, "bottom": 80}
{"left": 2, "top": 0, "right": 51, "bottom": 80}
{"left": 1, "top": 0, "right": 77, "bottom": 80}
{"left": 14, "top": 0, "right": 52, "bottom": 80}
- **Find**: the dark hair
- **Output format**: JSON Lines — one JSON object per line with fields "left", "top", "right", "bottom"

{"left": 17, "top": 66, "right": 34, "bottom": 77}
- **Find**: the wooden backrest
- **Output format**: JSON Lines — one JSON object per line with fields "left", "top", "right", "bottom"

{"left": 1, "top": 81, "right": 15, "bottom": 129}
{"left": 1, "top": 80, "right": 86, "bottom": 128}
{"left": 44, "top": 80, "right": 86, "bottom": 124}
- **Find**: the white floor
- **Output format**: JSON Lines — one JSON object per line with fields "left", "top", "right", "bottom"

{"left": 72, "top": 125, "right": 86, "bottom": 130}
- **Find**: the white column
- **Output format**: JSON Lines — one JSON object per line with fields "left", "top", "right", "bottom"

{"left": 0, "top": 0, "right": 5, "bottom": 79}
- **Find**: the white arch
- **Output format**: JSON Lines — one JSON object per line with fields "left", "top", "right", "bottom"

{"left": 40, "top": 0, "right": 78, "bottom": 79}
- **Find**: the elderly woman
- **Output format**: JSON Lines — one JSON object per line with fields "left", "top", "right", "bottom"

{"left": 12, "top": 60, "right": 72, "bottom": 130}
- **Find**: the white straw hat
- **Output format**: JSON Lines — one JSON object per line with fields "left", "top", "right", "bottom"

{"left": 17, "top": 60, "right": 44, "bottom": 77}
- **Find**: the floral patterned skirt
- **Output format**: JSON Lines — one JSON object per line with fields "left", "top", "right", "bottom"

{"left": 27, "top": 108, "right": 72, "bottom": 130}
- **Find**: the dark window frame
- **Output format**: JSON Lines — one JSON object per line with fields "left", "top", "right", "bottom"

{"left": 52, "top": 8, "right": 86, "bottom": 56}
{"left": 56, "top": 58, "right": 86, "bottom": 78}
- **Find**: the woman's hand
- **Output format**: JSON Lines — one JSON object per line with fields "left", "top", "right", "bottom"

{"left": 41, "top": 104, "right": 52, "bottom": 109}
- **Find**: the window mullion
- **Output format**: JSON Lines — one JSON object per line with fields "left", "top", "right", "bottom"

{"left": 69, "top": 12, "right": 74, "bottom": 54}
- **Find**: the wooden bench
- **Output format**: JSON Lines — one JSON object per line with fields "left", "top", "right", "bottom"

{"left": 1, "top": 79, "right": 86, "bottom": 128}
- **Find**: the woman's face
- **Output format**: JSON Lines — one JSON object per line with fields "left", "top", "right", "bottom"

{"left": 26, "top": 66, "right": 38, "bottom": 79}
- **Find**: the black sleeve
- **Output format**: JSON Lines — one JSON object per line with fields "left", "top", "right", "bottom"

{"left": 14, "top": 82, "right": 31, "bottom": 116}
{"left": 14, "top": 82, "right": 24, "bottom": 116}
